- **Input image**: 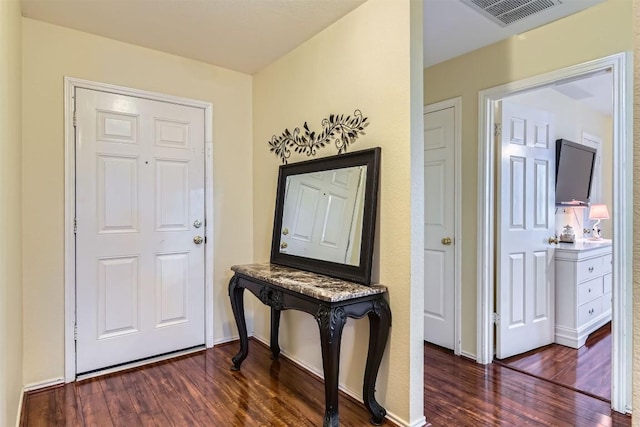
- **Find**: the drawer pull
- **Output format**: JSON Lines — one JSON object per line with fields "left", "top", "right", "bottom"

{"left": 588, "top": 266, "right": 594, "bottom": 273}
{"left": 589, "top": 308, "right": 595, "bottom": 315}
{"left": 588, "top": 288, "right": 591, "bottom": 293}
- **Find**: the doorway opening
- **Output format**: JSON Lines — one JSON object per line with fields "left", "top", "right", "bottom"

{"left": 476, "top": 53, "right": 632, "bottom": 413}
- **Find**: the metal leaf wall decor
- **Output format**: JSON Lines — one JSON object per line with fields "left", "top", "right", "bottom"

{"left": 268, "top": 110, "right": 369, "bottom": 164}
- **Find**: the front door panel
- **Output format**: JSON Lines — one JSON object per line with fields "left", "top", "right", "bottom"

{"left": 75, "top": 88, "right": 205, "bottom": 374}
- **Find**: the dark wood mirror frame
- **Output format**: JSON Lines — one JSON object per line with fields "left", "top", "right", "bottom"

{"left": 270, "top": 147, "right": 381, "bottom": 285}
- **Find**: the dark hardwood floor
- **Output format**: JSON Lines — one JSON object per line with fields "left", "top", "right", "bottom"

{"left": 423, "top": 342, "right": 629, "bottom": 426}
{"left": 495, "top": 322, "right": 612, "bottom": 401}
{"left": 22, "top": 338, "right": 630, "bottom": 426}
{"left": 21, "top": 339, "right": 391, "bottom": 427}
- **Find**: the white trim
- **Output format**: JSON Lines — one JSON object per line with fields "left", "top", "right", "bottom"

{"left": 423, "top": 97, "right": 462, "bottom": 356}
{"left": 15, "top": 387, "right": 24, "bottom": 427}
{"left": 23, "top": 377, "right": 65, "bottom": 392}
{"left": 476, "top": 91, "right": 495, "bottom": 365}
{"left": 63, "top": 77, "right": 215, "bottom": 382}
{"left": 476, "top": 53, "right": 632, "bottom": 413}
{"left": 212, "top": 335, "right": 242, "bottom": 346}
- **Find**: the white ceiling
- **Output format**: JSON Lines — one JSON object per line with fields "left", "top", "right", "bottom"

{"left": 422, "top": 0, "right": 604, "bottom": 67}
{"left": 20, "top": 0, "right": 612, "bottom": 113}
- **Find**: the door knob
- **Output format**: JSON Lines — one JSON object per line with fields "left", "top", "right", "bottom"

{"left": 441, "top": 237, "right": 452, "bottom": 246}
{"left": 280, "top": 242, "right": 288, "bottom": 249}
{"left": 548, "top": 236, "right": 558, "bottom": 244}
{"left": 193, "top": 236, "right": 203, "bottom": 245}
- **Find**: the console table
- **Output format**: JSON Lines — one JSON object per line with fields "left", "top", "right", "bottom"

{"left": 228, "top": 263, "right": 391, "bottom": 427}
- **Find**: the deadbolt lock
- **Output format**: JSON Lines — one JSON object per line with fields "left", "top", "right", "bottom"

{"left": 193, "top": 219, "right": 202, "bottom": 228}
{"left": 282, "top": 228, "right": 289, "bottom": 235}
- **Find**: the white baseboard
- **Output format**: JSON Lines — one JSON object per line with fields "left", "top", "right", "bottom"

{"left": 460, "top": 350, "right": 477, "bottom": 361}
{"left": 212, "top": 334, "right": 242, "bottom": 346}
{"left": 15, "top": 387, "right": 25, "bottom": 427}
{"left": 251, "top": 335, "right": 415, "bottom": 426}
{"left": 408, "top": 416, "right": 428, "bottom": 427}
{"left": 23, "top": 377, "right": 65, "bottom": 392}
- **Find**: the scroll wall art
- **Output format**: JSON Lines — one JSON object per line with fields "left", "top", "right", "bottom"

{"left": 268, "top": 109, "right": 369, "bottom": 164}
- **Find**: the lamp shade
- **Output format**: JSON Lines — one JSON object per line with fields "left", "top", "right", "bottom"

{"left": 589, "top": 204, "right": 610, "bottom": 220}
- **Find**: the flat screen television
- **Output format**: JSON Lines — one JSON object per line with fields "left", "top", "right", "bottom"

{"left": 555, "top": 138, "right": 597, "bottom": 207}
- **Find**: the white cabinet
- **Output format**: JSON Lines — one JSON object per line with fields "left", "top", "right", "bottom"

{"left": 554, "top": 240, "right": 612, "bottom": 348}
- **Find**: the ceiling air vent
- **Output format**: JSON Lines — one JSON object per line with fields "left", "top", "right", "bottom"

{"left": 461, "top": 0, "right": 562, "bottom": 27}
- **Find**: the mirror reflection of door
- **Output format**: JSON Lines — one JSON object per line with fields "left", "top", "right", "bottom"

{"left": 280, "top": 166, "right": 366, "bottom": 265}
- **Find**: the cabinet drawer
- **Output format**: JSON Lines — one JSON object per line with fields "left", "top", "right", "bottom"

{"left": 578, "top": 298, "right": 602, "bottom": 326}
{"left": 603, "top": 272, "right": 612, "bottom": 294}
{"left": 602, "top": 254, "right": 613, "bottom": 274}
{"left": 578, "top": 277, "right": 603, "bottom": 305}
{"left": 576, "top": 257, "right": 604, "bottom": 283}
{"left": 602, "top": 292, "right": 612, "bottom": 313}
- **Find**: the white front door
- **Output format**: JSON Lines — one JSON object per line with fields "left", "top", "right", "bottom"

{"left": 496, "top": 100, "right": 555, "bottom": 359}
{"left": 75, "top": 88, "right": 206, "bottom": 374}
{"left": 280, "top": 167, "right": 364, "bottom": 264}
{"left": 423, "top": 106, "right": 455, "bottom": 349}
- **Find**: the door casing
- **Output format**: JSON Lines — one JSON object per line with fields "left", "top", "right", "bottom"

{"left": 476, "top": 53, "right": 633, "bottom": 413}
{"left": 64, "top": 77, "right": 215, "bottom": 382}
{"left": 424, "top": 97, "right": 462, "bottom": 356}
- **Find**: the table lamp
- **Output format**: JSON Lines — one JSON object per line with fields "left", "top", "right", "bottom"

{"left": 589, "top": 204, "right": 609, "bottom": 240}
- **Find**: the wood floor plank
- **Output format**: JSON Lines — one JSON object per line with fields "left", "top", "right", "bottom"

{"left": 423, "top": 342, "right": 629, "bottom": 426}
{"left": 497, "top": 322, "right": 612, "bottom": 401}
{"left": 21, "top": 338, "right": 630, "bottom": 427}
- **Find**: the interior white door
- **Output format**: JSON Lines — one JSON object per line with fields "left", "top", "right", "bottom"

{"left": 496, "top": 100, "right": 555, "bottom": 359}
{"left": 75, "top": 88, "right": 206, "bottom": 374}
{"left": 280, "top": 167, "right": 364, "bottom": 264}
{"left": 423, "top": 106, "right": 455, "bottom": 349}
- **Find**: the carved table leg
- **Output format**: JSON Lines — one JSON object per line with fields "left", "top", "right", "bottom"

{"left": 316, "top": 306, "right": 347, "bottom": 427}
{"left": 228, "top": 276, "right": 249, "bottom": 371}
{"left": 270, "top": 307, "right": 281, "bottom": 360}
{"left": 363, "top": 298, "right": 392, "bottom": 425}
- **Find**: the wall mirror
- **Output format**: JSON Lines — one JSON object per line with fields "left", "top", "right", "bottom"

{"left": 270, "top": 147, "right": 381, "bottom": 285}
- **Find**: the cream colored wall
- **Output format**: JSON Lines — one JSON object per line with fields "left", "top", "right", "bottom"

{"left": 424, "top": 0, "right": 632, "bottom": 356}
{"left": 21, "top": 18, "right": 254, "bottom": 385}
{"left": 253, "top": 0, "right": 422, "bottom": 423}
{"left": 633, "top": 1, "right": 640, "bottom": 423}
{"left": 0, "top": 0, "right": 23, "bottom": 423}
{"left": 506, "top": 89, "right": 613, "bottom": 237}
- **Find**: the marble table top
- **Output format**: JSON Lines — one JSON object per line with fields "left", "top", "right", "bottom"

{"left": 231, "top": 263, "right": 387, "bottom": 302}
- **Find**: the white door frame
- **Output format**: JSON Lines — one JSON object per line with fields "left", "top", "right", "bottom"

{"left": 476, "top": 53, "right": 632, "bottom": 413}
{"left": 63, "top": 77, "right": 215, "bottom": 382}
{"left": 424, "top": 97, "right": 462, "bottom": 356}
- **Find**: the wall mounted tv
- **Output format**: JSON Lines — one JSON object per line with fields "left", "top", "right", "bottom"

{"left": 555, "top": 138, "right": 597, "bottom": 207}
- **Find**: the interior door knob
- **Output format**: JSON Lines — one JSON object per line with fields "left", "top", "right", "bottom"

{"left": 441, "top": 237, "right": 452, "bottom": 246}
{"left": 548, "top": 236, "right": 559, "bottom": 244}
{"left": 193, "top": 236, "right": 203, "bottom": 245}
